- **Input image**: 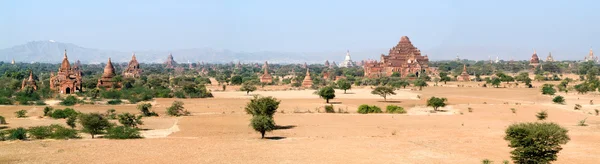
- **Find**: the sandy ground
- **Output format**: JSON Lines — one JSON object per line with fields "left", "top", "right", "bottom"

{"left": 1, "top": 85, "right": 600, "bottom": 164}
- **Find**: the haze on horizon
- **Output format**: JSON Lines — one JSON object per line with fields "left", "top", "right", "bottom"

{"left": 1, "top": 0, "right": 599, "bottom": 61}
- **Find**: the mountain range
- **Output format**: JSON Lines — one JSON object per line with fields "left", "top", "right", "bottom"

{"left": 0, "top": 40, "right": 367, "bottom": 64}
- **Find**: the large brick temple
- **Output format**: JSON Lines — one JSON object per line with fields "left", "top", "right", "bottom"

{"left": 50, "top": 50, "right": 83, "bottom": 94}
{"left": 363, "top": 36, "right": 429, "bottom": 78}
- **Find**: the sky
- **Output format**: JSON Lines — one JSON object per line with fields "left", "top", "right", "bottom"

{"left": 1, "top": 0, "right": 599, "bottom": 60}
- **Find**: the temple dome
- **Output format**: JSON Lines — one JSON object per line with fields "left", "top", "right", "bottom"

{"left": 102, "top": 58, "right": 116, "bottom": 78}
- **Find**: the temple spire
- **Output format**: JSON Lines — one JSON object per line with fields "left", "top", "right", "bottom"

{"left": 28, "top": 70, "right": 34, "bottom": 81}
{"left": 64, "top": 49, "right": 68, "bottom": 59}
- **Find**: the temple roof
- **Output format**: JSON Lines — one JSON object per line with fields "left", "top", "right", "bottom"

{"left": 60, "top": 49, "right": 71, "bottom": 71}
{"left": 102, "top": 58, "right": 116, "bottom": 78}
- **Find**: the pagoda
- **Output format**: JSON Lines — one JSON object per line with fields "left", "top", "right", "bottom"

{"left": 529, "top": 49, "right": 540, "bottom": 67}
{"left": 363, "top": 36, "right": 429, "bottom": 77}
{"left": 165, "top": 53, "right": 176, "bottom": 69}
{"left": 97, "top": 58, "right": 119, "bottom": 89}
{"left": 302, "top": 68, "right": 313, "bottom": 87}
{"left": 21, "top": 70, "right": 37, "bottom": 91}
{"left": 456, "top": 64, "right": 470, "bottom": 82}
{"left": 123, "top": 53, "right": 142, "bottom": 78}
{"left": 546, "top": 52, "right": 555, "bottom": 62}
{"left": 260, "top": 61, "right": 273, "bottom": 83}
{"left": 50, "top": 50, "right": 83, "bottom": 94}
{"left": 340, "top": 50, "right": 355, "bottom": 68}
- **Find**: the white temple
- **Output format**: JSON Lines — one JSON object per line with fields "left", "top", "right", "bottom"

{"left": 339, "top": 50, "right": 355, "bottom": 68}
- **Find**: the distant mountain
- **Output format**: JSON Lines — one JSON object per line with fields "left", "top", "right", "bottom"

{"left": 0, "top": 40, "right": 363, "bottom": 64}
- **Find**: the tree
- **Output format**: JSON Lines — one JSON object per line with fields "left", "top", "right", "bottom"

{"left": 118, "top": 113, "right": 143, "bottom": 128}
{"left": 79, "top": 113, "right": 111, "bottom": 139}
{"left": 316, "top": 86, "right": 336, "bottom": 103}
{"left": 137, "top": 103, "right": 158, "bottom": 116}
{"left": 536, "top": 110, "right": 548, "bottom": 120}
{"left": 439, "top": 72, "right": 452, "bottom": 84}
{"left": 426, "top": 97, "right": 447, "bottom": 111}
{"left": 240, "top": 82, "right": 257, "bottom": 95}
{"left": 490, "top": 78, "right": 501, "bottom": 88}
{"left": 371, "top": 86, "right": 396, "bottom": 102}
{"left": 337, "top": 79, "right": 351, "bottom": 94}
{"left": 230, "top": 75, "right": 243, "bottom": 85}
{"left": 413, "top": 79, "right": 428, "bottom": 90}
{"left": 66, "top": 115, "right": 77, "bottom": 128}
{"left": 245, "top": 96, "right": 280, "bottom": 117}
{"left": 504, "top": 122, "right": 569, "bottom": 164}
{"left": 166, "top": 101, "right": 188, "bottom": 116}
{"left": 552, "top": 96, "right": 565, "bottom": 104}
{"left": 245, "top": 96, "right": 280, "bottom": 139}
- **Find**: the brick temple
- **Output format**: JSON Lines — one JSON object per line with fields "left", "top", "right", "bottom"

{"left": 363, "top": 36, "right": 429, "bottom": 78}
{"left": 50, "top": 50, "right": 83, "bottom": 94}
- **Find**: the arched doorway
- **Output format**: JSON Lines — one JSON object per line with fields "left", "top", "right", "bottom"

{"left": 65, "top": 87, "right": 71, "bottom": 94}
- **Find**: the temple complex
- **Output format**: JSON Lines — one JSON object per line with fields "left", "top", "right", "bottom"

{"left": 260, "top": 61, "right": 273, "bottom": 83}
{"left": 584, "top": 48, "right": 598, "bottom": 62}
{"left": 123, "top": 53, "right": 142, "bottom": 78}
{"left": 546, "top": 52, "right": 555, "bottom": 62}
{"left": 21, "top": 70, "right": 37, "bottom": 91}
{"left": 529, "top": 50, "right": 540, "bottom": 67}
{"left": 363, "top": 36, "right": 429, "bottom": 78}
{"left": 165, "top": 53, "right": 176, "bottom": 69}
{"left": 302, "top": 68, "right": 313, "bottom": 87}
{"left": 97, "top": 58, "right": 119, "bottom": 89}
{"left": 340, "top": 50, "right": 355, "bottom": 68}
{"left": 456, "top": 64, "right": 470, "bottom": 82}
{"left": 50, "top": 50, "right": 83, "bottom": 94}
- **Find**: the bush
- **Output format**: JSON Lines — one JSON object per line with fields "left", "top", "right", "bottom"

{"left": 536, "top": 110, "right": 548, "bottom": 120}
{"left": 117, "top": 113, "right": 143, "bottom": 128}
{"left": 468, "top": 107, "right": 473, "bottom": 113}
{"left": 511, "top": 108, "right": 517, "bottom": 114}
{"left": 8, "top": 127, "right": 28, "bottom": 140}
{"left": 166, "top": 101, "right": 189, "bottom": 116}
{"left": 357, "top": 104, "right": 383, "bottom": 114}
{"left": 250, "top": 115, "right": 275, "bottom": 139}
{"left": 137, "top": 103, "right": 158, "bottom": 117}
{"left": 324, "top": 105, "right": 335, "bottom": 113}
{"left": 595, "top": 109, "right": 599, "bottom": 116}
{"left": 504, "top": 122, "right": 569, "bottom": 164}
{"left": 79, "top": 113, "right": 112, "bottom": 138}
{"left": 481, "top": 159, "right": 492, "bottom": 164}
{"left": 0, "top": 115, "right": 6, "bottom": 124}
{"left": 107, "top": 99, "right": 122, "bottom": 105}
{"left": 50, "top": 108, "right": 78, "bottom": 119}
{"left": 386, "top": 105, "right": 406, "bottom": 114}
{"left": 28, "top": 124, "right": 79, "bottom": 140}
{"left": 541, "top": 84, "right": 556, "bottom": 95}
{"left": 552, "top": 96, "right": 565, "bottom": 104}
{"left": 43, "top": 106, "right": 53, "bottom": 116}
{"left": 0, "top": 97, "right": 13, "bottom": 105}
{"left": 578, "top": 118, "right": 588, "bottom": 126}
{"left": 15, "top": 110, "right": 27, "bottom": 118}
{"left": 105, "top": 109, "right": 117, "bottom": 119}
{"left": 35, "top": 100, "right": 46, "bottom": 106}
{"left": 60, "top": 96, "right": 79, "bottom": 106}
{"left": 427, "top": 97, "right": 448, "bottom": 111}
{"left": 66, "top": 115, "right": 77, "bottom": 128}
{"left": 574, "top": 104, "right": 582, "bottom": 110}
{"left": 316, "top": 86, "right": 336, "bottom": 103}
{"left": 104, "top": 126, "right": 142, "bottom": 139}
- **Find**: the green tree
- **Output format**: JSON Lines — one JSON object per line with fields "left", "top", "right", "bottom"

{"left": 118, "top": 113, "right": 144, "bottom": 128}
{"left": 371, "top": 86, "right": 396, "bottom": 102}
{"left": 250, "top": 115, "right": 275, "bottom": 139}
{"left": 166, "top": 101, "right": 188, "bottom": 116}
{"left": 439, "top": 72, "right": 452, "bottom": 84}
{"left": 552, "top": 96, "right": 565, "bottom": 104}
{"left": 541, "top": 84, "right": 556, "bottom": 95}
{"left": 240, "top": 82, "right": 257, "bottom": 95}
{"left": 413, "top": 79, "right": 428, "bottom": 90}
{"left": 79, "top": 113, "right": 112, "bottom": 139}
{"left": 137, "top": 103, "right": 158, "bottom": 116}
{"left": 245, "top": 96, "right": 280, "bottom": 139}
{"left": 336, "top": 79, "right": 352, "bottom": 93}
{"left": 316, "top": 86, "right": 336, "bottom": 103}
{"left": 426, "top": 97, "right": 447, "bottom": 111}
{"left": 504, "top": 122, "right": 569, "bottom": 164}
{"left": 66, "top": 115, "right": 77, "bottom": 128}
{"left": 230, "top": 75, "right": 243, "bottom": 85}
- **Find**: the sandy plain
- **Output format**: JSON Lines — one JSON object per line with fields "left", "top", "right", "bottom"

{"left": 1, "top": 81, "right": 599, "bottom": 164}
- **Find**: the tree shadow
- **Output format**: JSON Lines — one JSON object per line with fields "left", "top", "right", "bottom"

{"left": 265, "top": 136, "right": 286, "bottom": 140}
{"left": 328, "top": 102, "right": 342, "bottom": 104}
{"left": 343, "top": 92, "right": 355, "bottom": 94}
{"left": 377, "top": 101, "right": 402, "bottom": 103}
{"left": 275, "top": 125, "right": 296, "bottom": 130}
{"left": 0, "top": 126, "right": 8, "bottom": 130}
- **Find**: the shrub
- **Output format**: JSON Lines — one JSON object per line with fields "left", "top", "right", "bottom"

{"left": 504, "top": 122, "right": 569, "bottom": 164}
{"left": 104, "top": 126, "right": 142, "bottom": 139}
{"left": 107, "top": 99, "right": 122, "bottom": 105}
{"left": 250, "top": 115, "right": 275, "bottom": 139}
{"left": 357, "top": 104, "right": 383, "bottom": 114}
{"left": 66, "top": 115, "right": 77, "bottom": 128}
{"left": 240, "top": 83, "right": 257, "bottom": 95}
{"left": 595, "top": 109, "right": 599, "bottom": 116}
{"left": 536, "top": 110, "right": 548, "bottom": 120}
{"left": 118, "top": 113, "right": 143, "bottom": 128}
{"left": 79, "top": 113, "right": 112, "bottom": 138}
{"left": 15, "top": 110, "right": 27, "bottom": 118}
{"left": 50, "top": 108, "right": 78, "bottom": 119}
{"left": 105, "top": 109, "right": 117, "bottom": 119}
{"left": 324, "top": 105, "right": 335, "bottom": 113}
{"left": 468, "top": 107, "right": 473, "bottom": 113}
{"left": 0, "top": 97, "right": 13, "bottom": 105}
{"left": 427, "top": 97, "right": 448, "bottom": 111}
{"left": 541, "top": 84, "right": 556, "bottom": 95}
{"left": 8, "top": 127, "right": 27, "bottom": 140}
{"left": 43, "top": 106, "right": 53, "bottom": 116}
{"left": 137, "top": 103, "right": 158, "bottom": 117}
{"left": 386, "top": 105, "right": 406, "bottom": 114}
{"left": 511, "top": 108, "right": 516, "bottom": 114}
{"left": 28, "top": 124, "right": 79, "bottom": 140}
{"left": 552, "top": 96, "right": 565, "bottom": 104}
{"left": 578, "top": 118, "right": 588, "bottom": 126}
{"left": 166, "top": 101, "right": 189, "bottom": 116}
{"left": 0, "top": 115, "right": 6, "bottom": 124}
{"left": 574, "top": 104, "right": 582, "bottom": 110}
{"left": 60, "top": 96, "right": 79, "bottom": 106}
{"left": 481, "top": 159, "right": 492, "bottom": 164}
{"left": 35, "top": 100, "right": 46, "bottom": 106}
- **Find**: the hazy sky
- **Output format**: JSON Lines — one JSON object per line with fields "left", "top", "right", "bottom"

{"left": 1, "top": 0, "right": 599, "bottom": 60}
